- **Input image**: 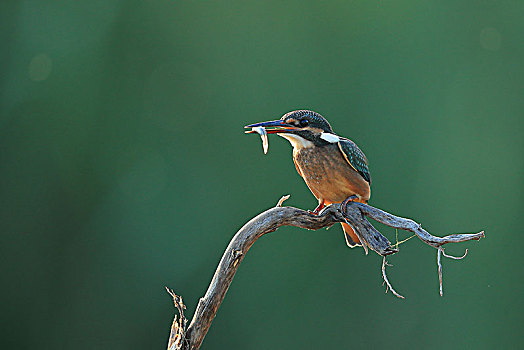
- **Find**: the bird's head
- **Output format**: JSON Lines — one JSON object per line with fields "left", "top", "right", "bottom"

{"left": 245, "top": 110, "right": 339, "bottom": 149}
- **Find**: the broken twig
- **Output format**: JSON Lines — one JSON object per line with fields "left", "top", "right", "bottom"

{"left": 166, "top": 288, "right": 187, "bottom": 350}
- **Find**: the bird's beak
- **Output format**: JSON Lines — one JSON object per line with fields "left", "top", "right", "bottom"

{"left": 244, "top": 120, "right": 297, "bottom": 134}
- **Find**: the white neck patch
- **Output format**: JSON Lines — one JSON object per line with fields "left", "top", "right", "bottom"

{"left": 278, "top": 133, "right": 314, "bottom": 149}
{"left": 320, "top": 132, "right": 340, "bottom": 143}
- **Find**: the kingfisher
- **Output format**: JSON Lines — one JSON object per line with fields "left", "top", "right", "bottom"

{"left": 245, "top": 110, "right": 371, "bottom": 248}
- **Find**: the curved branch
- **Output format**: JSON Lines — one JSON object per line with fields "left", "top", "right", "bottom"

{"left": 167, "top": 198, "right": 484, "bottom": 350}
{"left": 179, "top": 203, "right": 345, "bottom": 350}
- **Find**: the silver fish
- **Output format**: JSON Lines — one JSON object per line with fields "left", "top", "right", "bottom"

{"left": 252, "top": 126, "right": 269, "bottom": 154}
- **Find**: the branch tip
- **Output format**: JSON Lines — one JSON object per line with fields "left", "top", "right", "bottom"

{"left": 166, "top": 287, "right": 187, "bottom": 350}
{"left": 276, "top": 195, "right": 291, "bottom": 207}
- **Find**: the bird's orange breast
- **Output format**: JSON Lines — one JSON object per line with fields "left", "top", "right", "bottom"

{"left": 293, "top": 144, "right": 370, "bottom": 204}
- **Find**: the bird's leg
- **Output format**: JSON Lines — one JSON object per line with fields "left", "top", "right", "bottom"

{"left": 341, "top": 195, "right": 359, "bottom": 214}
{"left": 308, "top": 199, "right": 325, "bottom": 216}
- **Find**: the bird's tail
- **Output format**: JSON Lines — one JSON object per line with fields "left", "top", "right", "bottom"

{"left": 341, "top": 222, "right": 362, "bottom": 248}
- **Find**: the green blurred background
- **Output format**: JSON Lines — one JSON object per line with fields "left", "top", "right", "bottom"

{"left": 1, "top": 1, "right": 523, "bottom": 349}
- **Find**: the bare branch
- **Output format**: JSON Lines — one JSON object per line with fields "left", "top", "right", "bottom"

{"left": 168, "top": 198, "right": 484, "bottom": 349}
{"left": 442, "top": 248, "right": 468, "bottom": 260}
{"left": 352, "top": 203, "right": 485, "bottom": 247}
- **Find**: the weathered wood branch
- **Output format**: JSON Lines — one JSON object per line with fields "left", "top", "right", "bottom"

{"left": 353, "top": 203, "right": 484, "bottom": 247}
{"left": 166, "top": 197, "right": 484, "bottom": 350}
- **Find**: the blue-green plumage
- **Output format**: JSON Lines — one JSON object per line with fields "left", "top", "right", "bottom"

{"left": 337, "top": 138, "right": 371, "bottom": 184}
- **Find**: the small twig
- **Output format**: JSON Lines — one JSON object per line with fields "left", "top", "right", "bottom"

{"left": 276, "top": 194, "right": 291, "bottom": 207}
{"left": 394, "top": 234, "right": 416, "bottom": 247}
{"left": 437, "top": 247, "right": 444, "bottom": 296}
{"left": 381, "top": 256, "right": 405, "bottom": 299}
{"left": 442, "top": 248, "right": 468, "bottom": 260}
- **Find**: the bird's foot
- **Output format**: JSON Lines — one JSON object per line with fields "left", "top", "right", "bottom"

{"left": 308, "top": 200, "right": 325, "bottom": 216}
{"left": 341, "top": 195, "right": 359, "bottom": 214}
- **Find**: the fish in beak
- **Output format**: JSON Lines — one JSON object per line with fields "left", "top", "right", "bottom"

{"left": 244, "top": 120, "right": 299, "bottom": 154}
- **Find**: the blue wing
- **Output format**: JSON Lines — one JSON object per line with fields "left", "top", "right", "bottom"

{"left": 337, "top": 138, "right": 371, "bottom": 184}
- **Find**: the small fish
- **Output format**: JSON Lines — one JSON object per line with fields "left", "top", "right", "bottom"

{"left": 252, "top": 126, "right": 269, "bottom": 154}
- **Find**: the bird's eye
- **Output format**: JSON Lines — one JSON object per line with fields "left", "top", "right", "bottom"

{"left": 299, "top": 119, "right": 309, "bottom": 127}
